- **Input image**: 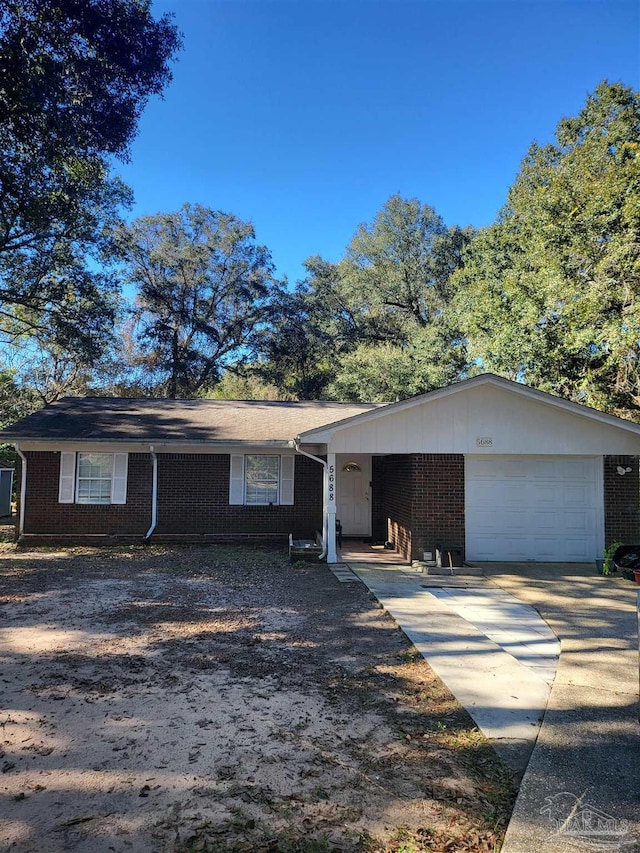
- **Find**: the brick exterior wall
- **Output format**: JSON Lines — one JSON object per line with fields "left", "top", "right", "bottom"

{"left": 409, "top": 454, "right": 465, "bottom": 562}
{"left": 603, "top": 455, "right": 640, "bottom": 546}
{"left": 155, "top": 453, "right": 322, "bottom": 538}
{"left": 21, "top": 450, "right": 323, "bottom": 542}
{"left": 371, "top": 456, "right": 387, "bottom": 543}
{"left": 375, "top": 455, "right": 413, "bottom": 559}
{"left": 373, "top": 454, "right": 465, "bottom": 561}
{"left": 23, "top": 451, "right": 152, "bottom": 536}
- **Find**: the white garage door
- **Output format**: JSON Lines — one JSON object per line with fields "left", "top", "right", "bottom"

{"left": 465, "top": 456, "right": 603, "bottom": 562}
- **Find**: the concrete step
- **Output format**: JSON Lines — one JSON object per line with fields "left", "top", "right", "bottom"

{"left": 413, "top": 563, "right": 484, "bottom": 577}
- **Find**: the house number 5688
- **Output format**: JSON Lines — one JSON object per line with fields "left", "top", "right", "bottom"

{"left": 328, "top": 465, "right": 335, "bottom": 501}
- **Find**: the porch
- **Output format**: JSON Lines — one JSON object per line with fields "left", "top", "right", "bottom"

{"left": 337, "top": 538, "right": 409, "bottom": 565}
{"left": 320, "top": 451, "right": 465, "bottom": 565}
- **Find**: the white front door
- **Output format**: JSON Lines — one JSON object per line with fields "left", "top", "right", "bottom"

{"left": 465, "top": 455, "right": 604, "bottom": 562}
{"left": 336, "top": 454, "right": 371, "bottom": 536}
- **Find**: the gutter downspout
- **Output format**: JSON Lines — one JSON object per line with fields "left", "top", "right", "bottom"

{"left": 15, "top": 444, "right": 26, "bottom": 539}
{"left": 145, "top": 445, "right": 158, "bottom": 541}
{"left": 292, "top": 439, "right": 328, "bottom": 560}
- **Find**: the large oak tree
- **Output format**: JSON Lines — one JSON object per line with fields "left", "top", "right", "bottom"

{"left": 259, "top": 195, "right": 471, "bottom": 401}
{"left": 118, "top": 204, "right": 278, "bottom": 398}
{"left": 0, "top": 0, "right": 181, "bottom": 359}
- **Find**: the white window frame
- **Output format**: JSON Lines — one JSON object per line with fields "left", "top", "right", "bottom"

{"left": 59, "top": 451, "right": 128, "bottom": 505}
{"left": 229, "top": 454, "right": 295, "bottom": 506}
{"left": 245, "top": 454, "right": 280, "bottom": 505}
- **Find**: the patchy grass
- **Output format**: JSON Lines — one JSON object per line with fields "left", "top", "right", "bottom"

{"left": 0, "top": 544, "right": 515, "bottom": 852}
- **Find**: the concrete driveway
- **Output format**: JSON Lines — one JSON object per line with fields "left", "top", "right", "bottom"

{"left": 483, "top": 565, "right": 640, "bottom": 853}
{"left": 348, "top": 561, "right": 640, "bottom": 853}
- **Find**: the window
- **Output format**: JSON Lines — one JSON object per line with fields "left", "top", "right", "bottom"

{"left": 342, "top": 461, "right": 361, "bottom": 472}
{"left": 77, "top": 453, "right": 113, "bottom": 504}
{"left": 59, "top": 451, "right": 128, "bottom": 505}
{"left": 245, "top": 455, "right": 279, "bottom": 504}
{"left": 229, "top": 454, "right": 295, "bottom": 506}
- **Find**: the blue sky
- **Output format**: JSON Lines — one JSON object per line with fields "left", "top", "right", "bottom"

{"left": 118, "top": 0, "right": 640, "bottom": 284}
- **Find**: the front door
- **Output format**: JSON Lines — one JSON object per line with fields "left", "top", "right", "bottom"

{"left": 336, "top": 454, "right": 371, "bottom": 536}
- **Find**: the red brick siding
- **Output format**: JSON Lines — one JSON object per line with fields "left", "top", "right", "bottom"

{"left": 374, "top": 453, "right": 465, "bottom": 561}
{"left": 371, "top": 456, "right": 387, "bottom": 543}
{"left": 409, "top": 454, "right": 465, "bottom": 562}
{"left": 22, "top": 451, "right": 323, "bottom": 541}
{"left": 23, "top": 451, "right": 152, "bottom": 535}
{"left": 376, "top": 455, "right": 413, "bottom": 560}
{"left": 604, "top": 455, "right": 640, "bottom": 546}
{"left": 155, "top": 453, "right": 322, "bottom": 537}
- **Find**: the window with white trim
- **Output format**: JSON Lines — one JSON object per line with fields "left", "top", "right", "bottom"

{"left": 77, "top": 453, "right": 113, "bottom": 504}
{"left": 245, "top": 455, "right": 279, "bottom": 504}
{"left": 229, "top": 454, "right": 295, "bottom": 506}
{"left": 58, "top": 451, "right": 128, "bottom": 505}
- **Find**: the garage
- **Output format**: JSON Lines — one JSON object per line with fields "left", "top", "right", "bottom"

{"left": 465, "top": 455, "right": 604, "bottom": 562}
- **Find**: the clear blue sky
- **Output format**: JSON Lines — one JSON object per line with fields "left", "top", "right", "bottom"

{"left": 118, "top": 0, "right": 640, "bottom": 284}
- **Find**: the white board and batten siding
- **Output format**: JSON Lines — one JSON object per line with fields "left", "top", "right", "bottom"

{"left": 465, "top": 455, "right": 603, "bottom": 562}
{"left": 317, "top": 384, "right": 640, "bottom": 455}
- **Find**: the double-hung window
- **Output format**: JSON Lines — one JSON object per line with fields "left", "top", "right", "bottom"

{"left": 77, "top": 453, "right": 113, "bottom": 504}
{"left": 245, "top": 455, "right": 280, "bottom": 505}
{"left": 229, "top": 454, "right": 295, "bottom": 506}
{"left": 59, "top": 452, "right": 128, "bottom": 505}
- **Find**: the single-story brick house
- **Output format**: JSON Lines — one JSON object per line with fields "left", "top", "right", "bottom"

{"left": 3, "top": 373, "right": 640, "bottom": 562}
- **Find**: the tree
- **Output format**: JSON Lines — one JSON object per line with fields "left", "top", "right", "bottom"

{"left": 118, "top": 204, "right": 278, "bottom": 398}
{"left": 456, "top": 81, "right": 640, "bottom": 417}
{"left": 0, "top": 0, "right": 181, "bottom": 357}
{"left": 330, "top": 196, "right": 471, "bottom": 400}
{"left": 328, "top": 322, "right": 469, "bottom": 402}
{"left": 206, "top": 370, "right": 281, "bottom": 401}
{"left": 257, "top": 196, "right": 471, "bottom": 402}
{"left": 257, "top": 272, "right": 344, "bottom": 400}
{"left": 339, "top": 194, "right": 470, "bottom": 340}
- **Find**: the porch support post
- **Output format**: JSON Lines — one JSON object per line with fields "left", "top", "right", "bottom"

{"left": 326, "top": 452, "right": 337, "bottom": 563}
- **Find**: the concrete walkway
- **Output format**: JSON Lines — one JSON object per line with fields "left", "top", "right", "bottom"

{"left": 347, "top": 563, "right": 558, "bottom": 774}
{"left": 347, "top": 561, "right": 640, "bottom": 853}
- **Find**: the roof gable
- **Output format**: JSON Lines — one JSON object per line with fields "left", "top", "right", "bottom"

{"left": 298, "top": 374, "right": 640, "bottom": 443}
{"left": 294, "top": 375, "right": 640, "bottom": 458}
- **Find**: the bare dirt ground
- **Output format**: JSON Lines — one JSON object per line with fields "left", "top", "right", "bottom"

{"left": 0, "top": 538, "right": 515, "bottom": 853}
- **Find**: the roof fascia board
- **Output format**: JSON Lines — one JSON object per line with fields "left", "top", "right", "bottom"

{"left": 297, "top": 374, "right": 640, "bottom": 442}
{"left": 14, "top": 439, "right": 295, "bottom": 453}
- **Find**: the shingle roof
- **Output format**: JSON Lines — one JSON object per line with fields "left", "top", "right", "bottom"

{"left": 0, "top": 397, "right": 384, "bottom": 443}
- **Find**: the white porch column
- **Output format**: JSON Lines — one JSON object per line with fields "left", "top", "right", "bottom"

{"left": 326, "top": 452, "right": 337, "bottom": 563}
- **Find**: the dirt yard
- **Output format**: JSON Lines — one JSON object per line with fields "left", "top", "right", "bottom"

{"left": 0, "top": 541, "right": 515, "bottom": 852}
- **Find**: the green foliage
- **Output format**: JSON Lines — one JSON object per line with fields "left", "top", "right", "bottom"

{"left": 206, "top": 370, "right": 281, "bottom": 401}
{"left": 602, "top": 540, "right": 622, "bottom": 576}
{"left": 456, "top": 81, "right": 640, "bottom": 417}
{"left": 339, "top": 194, "right": 470, "bottom": 338}
{"left": 118, "top": 204, "right": 279, "bottom": 398}
{"left": 257, "top": 274, "right": 340, "bottom": 399}
{"left": 0, "top": 0, "right": 181, "bottom": 358}
{"left": 259, "top": 195, "right": 470, "bottom": 401}
{"left": 0, "top": 368, "right": 40, "bottom": 468}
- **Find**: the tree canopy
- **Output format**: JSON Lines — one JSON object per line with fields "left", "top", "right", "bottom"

{"left": 257, "top": 195, "right": 471, "bottom": 401}
{"left": 0, "top": 0, "right": 181, "bottom": 359}
{"left": 118, "top": 204, "right": 278, "bottom": 398}
{"left": 2, "top": 71, "right": 640, "bottom": 426}
{"left": 455, "top": 81, "right": 640, "bottom": 416}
